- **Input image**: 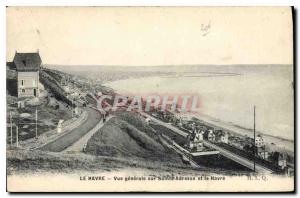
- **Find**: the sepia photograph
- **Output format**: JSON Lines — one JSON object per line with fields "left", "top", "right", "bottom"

{"left": 5, "top": 6, "right": 294, "bottom": 192}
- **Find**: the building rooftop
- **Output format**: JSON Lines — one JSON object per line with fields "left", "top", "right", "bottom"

{"left": 13, "top": 52, "right": 41, "bottom": 72}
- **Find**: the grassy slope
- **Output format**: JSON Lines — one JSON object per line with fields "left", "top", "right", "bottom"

{"left": 6, "top": 67, "right": 72, "bottom": 143}
{"left": 7, "top": 96, "right": 72, "bottom": 143}
{"left": 7, "top": 149, "right": 195, "bottom": 175}
{"left": 86, "top": 112, "right": 183, "bottom": 164}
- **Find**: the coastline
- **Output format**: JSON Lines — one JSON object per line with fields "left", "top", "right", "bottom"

{"left": 193, "top": 113, "right": 294, "bottom": 155}
{"left": 103, "top": 74, "right": 294, "bottom": 155}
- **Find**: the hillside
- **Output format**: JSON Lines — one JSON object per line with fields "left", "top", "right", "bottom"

{"left": 7, "top": 149, "right": 212, "bottom": 176}
{"left": 85, "top": 112, "right": 183, "bottom": 164}
{"left": 6, "top": 67, "right": 72, "bottom": 144}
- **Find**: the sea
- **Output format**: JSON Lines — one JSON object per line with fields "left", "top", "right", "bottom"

{"left": 103, "top": 65, "right": 294, "bottom": 153}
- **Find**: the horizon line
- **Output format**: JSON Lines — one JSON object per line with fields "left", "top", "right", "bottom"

{"left": 42, "top": 63, "right": 293, "bottom": 67}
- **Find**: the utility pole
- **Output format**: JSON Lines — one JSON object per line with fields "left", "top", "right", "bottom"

{"left": 10, "top": 111, "right": 13, "bottom": 146}
{"left": 16, "top": 126, "right": 19, "bottom": 148}
{"left": 71, "top": 98, "right": 73, "bottom": 118}
{"left": 253, "top": 106, "right": 256, "bottom": 172}
{"left": 35, "top": 108, "right": 38, "bottom": 139}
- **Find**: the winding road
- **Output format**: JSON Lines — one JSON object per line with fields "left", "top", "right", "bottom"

{"left": 63, "top": 115, "right": 113, "bottom": 152}
{"left": 39, "top": 107, "right": 102, "bottom": 152}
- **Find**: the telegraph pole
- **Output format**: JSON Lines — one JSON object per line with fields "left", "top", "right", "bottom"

{"left": 10, "top": 111, "right": 13, "bottom": 146}
{"left": 253, "top": 106, "right": 256, "bottom": 172}
{"left": 35, "top": 108, "right": 38, "bottom": 139}
{"left": 16, "top": 126, "right": 19, "bottom": 148}
{"left": 71, "top": 98, "right": 73, "bottom": 118}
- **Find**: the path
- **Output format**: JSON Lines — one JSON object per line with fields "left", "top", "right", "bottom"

{"left": 63, "top": 115, "right": 113, "bottom": 152}
{"left": 39, "top": 107, "right": 102, "bottom": 152}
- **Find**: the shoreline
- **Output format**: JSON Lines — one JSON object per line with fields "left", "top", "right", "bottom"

{"left": 195, "top": 113, "right": 293, "bottom": 143}
{"left": 102, "top": 75, "right": 293, "bottom": 155}
{"left": 193, "top": 113, "right": 294, "bottom": 154}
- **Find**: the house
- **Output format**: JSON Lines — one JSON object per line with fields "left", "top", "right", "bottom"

{"left": 174, "top": 112, "right": 191, "bottom": 122}
{"left": 208, "top": 129, "right": 216, "bottom": 142}
{"left": 255, "top": 135, "right": 265, "bottom": 148}
{"left": 244, "top": 136, "right": 254, "bottom": 146}
{"left": 257, "top": 147, "right": 269, "bottom": 160}
{"left": 270, "top": 152, "right": 288, "bottom": 170}
{"left": 220, "top": 132, "right": 229, "bottom": 144}
{"left": 214, "top": 130, "right": 228, "bottom": 143}
{"left": 13, "top": 51, "right": 41, "bottom": 98}
{"left": 278, "top": 153, "right": 288, "bottom": 170}
{"left": 228, "top": 136, "right": 245, "bottom": 149}
{"left": 188, "top": 130, "right": 204, "bottom": 152}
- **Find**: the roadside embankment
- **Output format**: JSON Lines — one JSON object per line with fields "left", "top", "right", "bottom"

{"left": 85, "top": 112, "right": 183, "bottom": 164}
{"left": 18, "top": 108, "right": 88, "bottom": 150}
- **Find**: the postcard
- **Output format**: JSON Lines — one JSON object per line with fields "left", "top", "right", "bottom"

{"left": 6, "top": 6, "right": 294, "bottom": 192}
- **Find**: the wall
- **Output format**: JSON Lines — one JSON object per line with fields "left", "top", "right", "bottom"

{"left": 17, "top": 71, "right": 39, "bottom": 97}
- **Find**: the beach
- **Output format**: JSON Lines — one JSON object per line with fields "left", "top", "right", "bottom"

{"left": 104, "top": 65, "right": 294, "bottom": 153}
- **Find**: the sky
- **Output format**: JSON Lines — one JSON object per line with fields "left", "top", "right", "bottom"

{"left": 7, "top": 7, "right": 293, "bottom": 66}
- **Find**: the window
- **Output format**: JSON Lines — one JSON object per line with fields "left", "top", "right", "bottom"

{"left": 22, "top": 89, "right": 25, "bottom": 93}
{"left": 21, "top": 80, "right": 24, "bottom": 86}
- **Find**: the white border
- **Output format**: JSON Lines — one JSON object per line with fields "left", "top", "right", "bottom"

{"left": 1, "top": 0, "right": 298, "bottom": 197}
{"left": 2, "top": 0, "right": 299, "bottom": 6}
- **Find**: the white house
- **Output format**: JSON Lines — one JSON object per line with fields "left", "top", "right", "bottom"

{"left": 278, "top": 153, "right": 288, "bottom": 170}
{"left": 257, "top": 147, "right": 269, "bottom": 160}
{"left": 208, "top": 130, "right": 216, "bottom": 142}
{"left": 13, "top": 52, "right": 41, "bottom": 98}
{"left": 174, "top": 112, "right": 191, "bottom": 121}
{"left": 189, "top": 130, "right": 204, "bottom": 152}
{"left": 255, "top": 135, "right": 265, "bottom": 148}
{"left": 220, "top": 132, "right": 229, "bottom": 144}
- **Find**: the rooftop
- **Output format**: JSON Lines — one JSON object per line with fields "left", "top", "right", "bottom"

{"left": 13, "top": 52, "right": 42, "bottom": 72}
